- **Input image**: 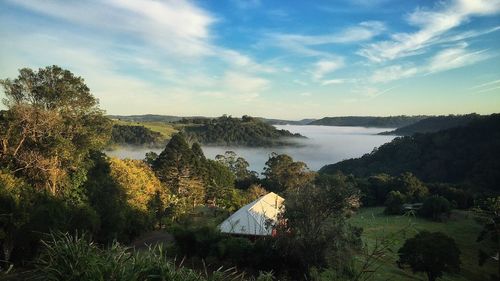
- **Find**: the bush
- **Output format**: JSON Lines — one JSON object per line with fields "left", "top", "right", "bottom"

{"left": 171, "top": 225, "right": 222, "bottom": 258}
{"left": 418, "top": 196, "right": 451, "bottom": 221}
{"left": 397, "top": 231, "right": 460, "bottom": 281}
{"left": 217, "top": 237, "right": 253, "bottom": 266}
{"left": 35, "top": 232, "right": 269, "bottom": 281}
{"left": 427, "top": 183, "right": 473, "bottom": 209}
{"left": 384, "top": 191, "right": 406, "bottom": 215}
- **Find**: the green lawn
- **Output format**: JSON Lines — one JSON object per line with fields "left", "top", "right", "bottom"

{"left": 350, "top": 207, "right": 495, "bottom": 281}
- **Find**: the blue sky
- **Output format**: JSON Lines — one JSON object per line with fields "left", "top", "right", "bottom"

{"left": 0, "top": 0, "right": 499, "bottom": 119}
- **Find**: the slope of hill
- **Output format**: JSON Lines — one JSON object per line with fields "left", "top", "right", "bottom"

{"left": 110, "top": 124, "right": 167, "bottom": 147}
{"left": 108, "top": 114, "right": 208, "bottom": 123}
{"left": 319, "top": 114, "right": 500, "bottom": 191}
{"left": 181, "top": 115, "right": 305, "bottom": 146}
{"left": 309, "top": 116, "right": 428, "bottom": 128}
{"left": 262, "top": 118, "right": 317, "bottom": 125}
{"left": 379, "top": 114, "right": 481, "bottom": 136}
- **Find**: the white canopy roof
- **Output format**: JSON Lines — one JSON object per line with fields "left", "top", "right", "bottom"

{"left": 219, "top": 192, "right": 284, "bottom": 236}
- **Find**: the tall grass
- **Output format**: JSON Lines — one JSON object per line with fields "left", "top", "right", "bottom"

{"left": 34, "top": 232, "right": 274, "bottom": 281}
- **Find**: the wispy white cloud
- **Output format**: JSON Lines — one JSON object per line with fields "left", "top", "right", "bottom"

{"left": 470, "top": 78, "right": 500, "bottom": 89}
{"left": 222, "top": 71, "right": 269, "bottom": 101}
{"left": 470, "top": 78, "right": 500, "bottom": 94}
{"left": 427, "top": 43, "right": 490, "bottom": 73}
{"left": 370, "top": 65, "right": 419, "bottom": 83}
{"left": 262, "top": 21, "right": 385, "bottom": 57}
{"left": 9, "top": 0, "right": 215, "bottom": 57}
{"left": 321, "top": 79, "right": 354, "bottom": 86}
{"left": 358, "top": 0, "right": 500, "bottom": 62}
{"left": 265, "top": 21, "right": 385, "bottom": 49}
{"left": 367, "top": 43, "right": 492, "bottom": 83}
{"left": 473, "top": 86, "right": 500, "bottom": 94}
{"left": 5, "top": 0, "right": 272, "bottom": 73}
{"left": 311, "top": 59, "right": 344, "bottom": 80}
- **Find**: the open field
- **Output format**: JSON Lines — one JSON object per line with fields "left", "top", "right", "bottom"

{"left": 350, "top": 207, "right": 496, "bottom": 281}
{"left": 112, "top": 119, "right": 179, "bottom": 139}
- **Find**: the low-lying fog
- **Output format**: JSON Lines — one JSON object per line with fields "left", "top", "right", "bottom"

{"left": 106, "top": 125, "right": 396, "bottom": 172}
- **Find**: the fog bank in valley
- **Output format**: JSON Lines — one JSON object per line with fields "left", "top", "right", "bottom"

{"left": 106, "top": 125, "right": 396, "bottom": 173}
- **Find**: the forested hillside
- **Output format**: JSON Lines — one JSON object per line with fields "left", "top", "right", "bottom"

{"left": 379, "top": 114, "right": 481, "bottom": 136}
{"left": 309, "top": 116, "right": 428, "bottom": 128}
{"left": 110, "top": 124, "right": 166, "bottom": 147}
{"left": 109, "top": 114, "right": 191, "bottom": 123}
{"left": 320, "top": 114, "right": 500, "bottom": 191}
{"left": 181, "top": 115, "right": 305, "bottom": 146}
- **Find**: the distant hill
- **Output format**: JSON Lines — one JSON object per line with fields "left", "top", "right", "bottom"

{"left": 379, "top": 114, "right": 481, "bottom": 136}
{"left": 108, "top": 114, "right": 208, "bottom": 123}
{"left": 109, "top": 114, "right": 315, "bottom": 126}
{"left": 261, "top": 118, "right": 317, "bottom": 125}
{"left": 309, "top": 116, "right": 428, "bottom": 128}
{"left": 181, "top": 115, "right": 305, "bottom": 146}
{"left": 319, "top": 114, "right": 500, "bottom": 191}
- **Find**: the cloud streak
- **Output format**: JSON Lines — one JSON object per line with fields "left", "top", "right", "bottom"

{"left": 358, "top": 0, "right": 500, "bottom": 62}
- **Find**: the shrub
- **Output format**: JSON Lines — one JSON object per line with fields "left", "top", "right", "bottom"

{"left": 398, "top": 231, "right": 460, "bottom": 281}
{"left": 384, "top": 191, "right": 406, "bottom": 215}
{"left": 419, "top": 196, "right": 451, "bottom": 221}
{"left": 217, "top": 237, "right": 253, "bottom": 266}
{"left": 35, "top": 231, "right": 269, "bottom": 281}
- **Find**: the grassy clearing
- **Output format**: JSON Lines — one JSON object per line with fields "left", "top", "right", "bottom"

{"left": 113, "top": 119, "right": 178, "bottom": 139}
{"left": 350, "top": 207, "right": 495, "bottom": 281}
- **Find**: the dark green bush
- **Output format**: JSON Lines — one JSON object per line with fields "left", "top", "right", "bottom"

{"left": 418, "top": 196, "right": 451, "bottom": 221}
{"left": 384, "top": 191, "right": 406, "bottom": 215}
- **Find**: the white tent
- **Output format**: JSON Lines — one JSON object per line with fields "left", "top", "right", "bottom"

{"left": 219, "top": 192, "right": 284, "bottom": 236}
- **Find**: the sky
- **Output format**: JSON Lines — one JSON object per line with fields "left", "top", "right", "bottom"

{"left": 0, "top": 0, "right": 499, "bottom": 119}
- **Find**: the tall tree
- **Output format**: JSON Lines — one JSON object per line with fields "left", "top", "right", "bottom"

{"left": 108, "top": 158, "right": 170, "bottom": 213}
{"left": 0, "top": 66, "right": 111, "bottom": 196}
{"left": 276, "top": 173, "right": 361, "bottom": 277}
{"left": 262, "top": 153, "right": 315, "bottom": 193}
{"left": 152, "top": 134, "right": 205, "bottom": 212}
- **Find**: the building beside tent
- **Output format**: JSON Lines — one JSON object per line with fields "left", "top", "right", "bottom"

{"left": 219, "top": 192, "right": 284, "bottom": 236}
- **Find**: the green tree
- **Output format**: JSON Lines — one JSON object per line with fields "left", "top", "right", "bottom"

{"left": 215, "top": 151, "right": 258, "bottom": 190}
{"left": 262, "top": 153, "right": 315, "bottom": 193}
{"left": 368, "top": 173, "right": 393, "bottom": 205}
{"left": 419, "top": 196, "right": 451, "bottom": 221}
{"left": 152, "top": 134, "right": 205, "bottom": 212}
{"left": 277, "top": 173, "right": 361, "bottom": 277}
{"left": 0, "top": 66, "right": 111, "bottom": 197}
{"left": 398, "top": 231, "right": 461, "bottom": 281}
{"left": 476, "top": 197, "right": 500, "bottom": 280}
{"left": 204, "top": 159, "right": 236, "bottom": 208}
{"left": 394, "top": 172, "right": 428, "bottom": 202}
{"left": 384, "top": 191, "right": 406, "bottom": 215}
{"left": 108, "top": 158, "right": 170, "bottom": 213}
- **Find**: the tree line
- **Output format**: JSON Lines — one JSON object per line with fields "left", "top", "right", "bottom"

{"left": 179, "top": 115, "right": 305, "bottom": 146}
{"left": 320, "top": 114, "right": 500, "bottom": 192}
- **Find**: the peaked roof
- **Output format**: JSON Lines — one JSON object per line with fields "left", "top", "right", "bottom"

{"left": 219, "top": 192, "right": 284, "bottom": 236}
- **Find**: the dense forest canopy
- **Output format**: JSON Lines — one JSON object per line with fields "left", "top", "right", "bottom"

{"left": 180, "top": 115, "right": 305, "bottom": 146}
{"left": 379, "top": 114, "right": 481, "bottom": 136}
{"left": 309, "top": 116, "right": 428, "bottom": 128}
{"left": 320, "top": 114, "right": 500, "bottom": 191}
{"left": 110, "top": 124, "right": 166, "bottom": 147}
